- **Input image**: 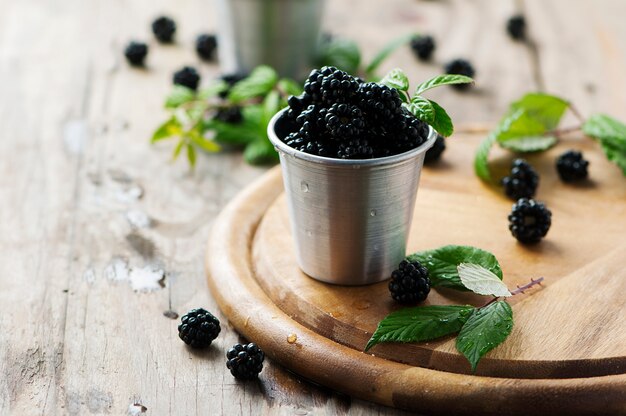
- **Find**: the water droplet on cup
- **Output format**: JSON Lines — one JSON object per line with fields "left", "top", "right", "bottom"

{"left": 300, "top": 181, "right": 309, "bottom": 192}
{"left": 370, "top": 209, "right": 377, "bottom": 216}
{"left": 306, "top": 230, "right": 313, "bottom": 237}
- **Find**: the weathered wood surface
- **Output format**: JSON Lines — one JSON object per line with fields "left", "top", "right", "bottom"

{"left": 0, "top": 0, "right": 624, "bottom": 414}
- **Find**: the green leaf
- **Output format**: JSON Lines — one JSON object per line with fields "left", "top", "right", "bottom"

{"left": 263, "top": 90, "right": 281, "bottom": 126}
{"left": 474, "top": 133, "right": 497, "bottom": 182}
{"left": 244, "top": 138, "right": 278, "bottom": 165}
{"left": 457, "top": 263, "right": 511, "bottom": 297}
{"left": 498, "top": 135, "right": 558, "bottom": 152}
{"left": 165, "top": 86, "right": 196, "bottom": 108}
{"left": 510, "top": 93, "right": 569, "bottom": 130}
{"left": 379, "top": 68, "right": 410, "bottom": 92}
{"left": 407, "top": 245, "right": 503, "bottom": 291}
{"left": 186, "top": 143, "right": 197, "bottom": 167}
{"left": 407, "top": 97, "right": 435, "bottom": 124}
{"left": 205, "top": 119, "right": 260, "bottom": 145}
{"left": 365, "top": 33, "right": 415, "bottom": 76}
{"left": 365, "top": 305, "right": 475, "bottom": 351}
{"left": 316, "top": 38, "right": 361, "bottom": 75}
{"left": 188, "top": 131, "right": 220, "bottom": 153}
{"left": 152, "top": 117, "right": 182, "bottom": 143}
{"left": 198, "top": 81, "right": 228, "bottom": 99}
{"left": 228, "top": 66, "right": 279, "bottom": 103}
{"left": 414, "top": 74, "right": 474, "bottom": 96}
{"left": 583, "top": 113, "right": 626, "bottom": 175}
{"left": 428, "top": 100, "right": 454, "bottom": 137}
{"left": 278, "top": 78, "right": 303, "bottom": 97}
{"left": 456, "top": 301, "right": 513, "bottom": 371}
{"left": 172, "top": 138, "right": 186, "bottom": 160}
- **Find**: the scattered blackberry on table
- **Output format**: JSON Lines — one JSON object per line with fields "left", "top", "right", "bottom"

{"left": 325, "top": 103, "right": 366, "bottom": 139}
{"left": 424, "top": 134, "right": 446, "bottom": 164}
{"left": 508, "top": 198, "right": 552, "bottom": 244}
{"left": 501, "top": 159, "right": 539, "bottom": 200}
{"left": 410, "top": 35, "right": 436, "bottom": 61}
{"left": 178, "top": 308, "right": 221, "bottom": 348}
{"left": 173, "top": 66, "right": 200, "bottom": 90}
{"left": 556, "top": 150, "right": 589, "bottom": 182}
{"left": 444, "top": 59, "right": 475, "bottom": 90}
{"left": 196, "top": 34, "right": 218, "bottom": 61}
{"left": 124, "top": 41, "right": 148, "bottom": 67}
{"left": 506, "top": 15, "right": 527, "bottom": 41}
{"left": 151, "top": 16, "right": 177, "bottom": 43}
{"left": 215, "top": 107, "right": 243, "bottom": 124}
{"left": 226, "top": 343, "right": 265, "bottom": 380}
{"left": 389, "top": 260, "right": 431, "bottom": 304}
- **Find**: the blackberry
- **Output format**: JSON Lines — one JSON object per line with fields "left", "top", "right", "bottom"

{"left": 151, "top": 16, "right": 176, "bottom": 43}
{"left": 444, "top": 59, "right": 475, "bottom": 90}
{"left": 173, "top": 66, "right": 200, "bottom": 91}
{"left": 337, "top": 138, "right": 374, "bottom": 159}
{"left": 124, "top": 41, "right": 148, "bottom": 67}
{"left": 285, "top": 94, "right": 313, "bottom": 122}
{"left": 556, "top": 150, "right": 589, "bottom": 182}
{"left": 226, "top": 343, "right": 265, "bottom": 380}
{"left": 410, "top": 35, "right": 436, "bottom": 61}
{"left": 501, "top": 159, "right": 539, "bottom": 200}
{"left": 303, "top": 140, "right": 335, "bottom": 157}
{"left": 424, "top": 134, "right": 446, "bottom": 164}
{"left": 304, "top": 66, "right": 358, "bottom": 105}
{"left": 215, "top": 107, "right": 243, "bottom": 124}
{"left": 356, "top": 82, "right": 403, "bottom": 125}
{"left": 196, "top": 34, "right": 217, "bottom": 61}
{"left": 506, "top": 15, "right": 527, "bottom": 41}
{"left": 325, "top": 103, "right": 365, "bottom": 139}
{"left": 389, "top": 111, "right": 429, "bottom": 153}
{"left": 284, "top": 131, "right": 308, "bottom": 150}
{"left": 508, "top": 198, "right": 552, "bottom": 244}
{"left": 177, "top": 308, "right": 221, "bottom": 348}
{"left": 296, "top": 104, "right": 328, "bottom": 140}
{"left": 218, "top": 72, "right": 247, "bottom": 98}
{"left": 388, "top": 260, "right": 431, "bottom": 304}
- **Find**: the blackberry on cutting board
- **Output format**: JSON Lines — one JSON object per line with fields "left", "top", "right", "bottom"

{"left": 124, "top": 41, "right": 148, "bottom": 67}
{"left": 178, "top": 308, "right": 221, "bottom": 348}
{"left": 410, "top": 35, "right": 436, "bottom": 61}
{"left": 506, "top": 15, "right": 527, "bottom": 41}
{"left": 508, "top": 198, "right": 552, "bottom": 244}
{"left": 388, "top": 260, "right": 431, "bottom": 304}
{"left": 173, "top": 66, "right": 200, "bottom": 91}
{"left": 196, "top": 34, "right": 218, "bottom": 61}
{"left": 226, "top": 343, "right": 265, "bottom": 380}
{"left": 501, "top": 159, "right": 539, "bottom": 200}
{"left": 444, "top": 59, "right": 475, "bottom": 90}
{"left": 556, "top": 150, "right": 589, "bottom": 182}
{"left": 151, "top": 16, "right": 177, "bottom": 43}
{"left": 424, "top": 134, "right": 446, "bottom": 164}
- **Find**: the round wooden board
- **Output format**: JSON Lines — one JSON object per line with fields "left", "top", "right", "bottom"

{"left": 206, "top": 135, "right": 626, "bottom": 415}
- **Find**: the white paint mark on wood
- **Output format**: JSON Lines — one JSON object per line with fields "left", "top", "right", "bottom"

{"left": 116, "top": 185, "right": 144, "bottom": 203}
{"left": 126, "top": 210, "right": 152, "bottom": 229}
{"left": 63, "top": 120, "right": 89, "bottom": 154}
{"left": 128, "top": 402, "right": 147, "bottom": 415}
{"left": 83, "top": 267, "right": 96, "bottom": 284}
{"left": 129, "top": 265, "right": 165, "bottom": 292}
{"left": 103, "top": 257, "right": 130, "bottom": 282}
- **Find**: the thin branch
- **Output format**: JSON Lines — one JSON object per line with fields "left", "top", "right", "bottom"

{"left": 510, "top": 277, "right": 544, "bottom": 296}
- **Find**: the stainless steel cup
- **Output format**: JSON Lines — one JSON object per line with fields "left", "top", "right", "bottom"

{"left": 268, "top": 109, "right": 437, "bottom": 285}
{"left": 215, "top": 0, "right": 324, "bottom": 80}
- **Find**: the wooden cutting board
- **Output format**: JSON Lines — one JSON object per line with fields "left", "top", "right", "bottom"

{"left": 205, "top": 133, "right": 626, "bottom": 415}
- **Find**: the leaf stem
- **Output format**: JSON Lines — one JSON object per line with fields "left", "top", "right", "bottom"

{"left": 479, "top": 277, "right": 545, "bottom": 308}
{"left": 569, "top": 103, "right": 585, "bottom": 123}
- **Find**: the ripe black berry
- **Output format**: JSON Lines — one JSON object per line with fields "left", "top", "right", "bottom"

{"left": 325, "top": 103, "right": 366, "bottom": 139}
{"left": 506, "top": 15, "right": 527, "bottom": 41}
{"left": 196, "top": 34, "right": 218, "bottom": 61}
{"left": 337, "top": 138, "right": 374, "bottom": 159}
{"left": 444, "top": 59, "right": 475, "bottom": 90}
{"left": 304, "top": 66, "right": 359, "bottom": 105}
{"left": 152, "top": 16, "right": 177, "bottom": 43}
{"left": 508, "top": 198, "right": 552, "bottom": 244}
{"left": 356, "top": 82, "right": 403, "bottom": 125}
{"left": 390, "top": 111, "right": 430, "bottom": 153}
{"left": 389, "top": 260, "right": 431, "bottom": 304}
{"left": 424, "top": 134, "right": 446, "bottom": 164}
{"left": 226, "top": 343, "right": 264, "bottom": 380}
{"left": 173, "top": 66, "right": 200, "bottom": 91}
{"left": 124, "top": 41, "right": 148, "bottom": 67}
{"left": 178, "top": 308, "right": 221, "bottom": 348}
{"left": 218, "top": 72, "right": 247, "bottom": 98}
{"left": 215, "top": 107, "right": 243, "bottom": 124}
{"left": 410, "top": 35, "right": 436, "bottom": 61}
{"left": 501, "top": 159, "right": 539, "bottom": 200}
{"left": 556, "top": 150, "right": 589, "bottom": 182}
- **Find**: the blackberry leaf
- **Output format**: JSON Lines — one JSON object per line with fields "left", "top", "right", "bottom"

{"left": 152, "top": 116, "right": 182, "bottom": 142}
{"left": 407, "top": 97, "right": 435, "bottom": 124}
{"left": 474, "top": 133, "right": 496, "bottom": 182}
{"left": 380, "top": 68, "right": 410, "bottom": 93}
{"left": 228, "top": 66, "right": 278, "bottom": 103}
{"left": 583, "top": 113, "right": 626, "bottom": 176}
{"left": 429, "top": 100, "right": 453, "bottom": 137}
{"left": 316, "top": 38, "right": 361, "bottom": 75}
{"left": 414, "top": 74, "right": 474, "bottom": 95}
{"left": 165, "top": 86, "right": 196, "bottom": 108}
{"left": 499, "top": 135, "right": 557, "bottom": 152}
{"left": 457, "top": 263, "right": 511, "bottom": 297}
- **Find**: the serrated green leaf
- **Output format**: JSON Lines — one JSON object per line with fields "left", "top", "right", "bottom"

{"left": 365, "top": 305, "right": 475, "bottom": 351}
{"left": 474, "top": 133, "right": 497, "bottom": 182}
{"left": 244, "top": 138, "right": 278, "bottom": 165}
{"left": 263, "top": 90, "right": 281, "bottom": 125}
{"left": 456, "top": 301, "right": 513, "bottom": 371}
{"left": 380, "top": 68, "right": 410, "bottom": 92}
{"left": 228, "top": 66, "right": 279, "bottom": 103}
{"left": 414, "top": 74, "right": 474, "bottom": 96}
{"left": 172, "top": 138, "right": 186, "bottom": 160}
{"left": 583, "top": 113, "right": 626, "bottom": 176}
{"left": 316, "top": 38, "right": 361, "bottom": 75}
{"left": 457, "top": 263, "right": 511, "bottom": 297}
{"left": 408, "top": 245, "right": 502, "bottom": 291}
{"left": 205, "top": 119, "right": 260, "bottom": 145}
{"left": 498, "top": 135, "right": 557, "bottom": 152}
{"left": 186, "top": 143, "right": 197, "bottom": 167}
{"left": 429, "top": 100, "right": 454, "bottom": 137}
{"left": 152, "top": 117, "right": 182, "bottom": 143}
{"left": 188, "top": 131, "right": 220, "bottom": 153}
{"left": 165, "top": 86, "right": 196, "bottom": 108}
{"left": 278, "top": 78, "right": 303, "bottom": 97}
{"left": 407, "top": 96, "right": 435, "bottom": 124}
{"left": 198, "top": 81, "right": 228, "bottom": 100}
{"left": 365, "top": 33, "right": 415, "bottom": 76}
{"left": 510, "top": 93, "right": 569, "bottom": 130}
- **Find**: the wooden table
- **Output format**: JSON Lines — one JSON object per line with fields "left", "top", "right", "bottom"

{"left": 1, "top": 0, "right": 624, "bottom": 414}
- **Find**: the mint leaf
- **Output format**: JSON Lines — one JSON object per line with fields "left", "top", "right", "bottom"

{"left": 152, "top": 116, "right": 182, "bottom": 142}
{"left": 365, "top": 33, "right": 415, "bottom": 76}
{"left": 186, "top": 143, "right": 197, "bottom": 168}
{"left": 474, "top": 133, "right": 497, "bottom": 182}
{"left": 457, "top": 263, "right": 511, "bottom": 297}
{"left": 188, "top": 131, "right": 220, "bottom": 153}
{"left": 380, "top": 68, "right": 410, "bottom": 92}
{"left": 228, "top": 66, "right": 278, "bottom": 103}
{"left": 414, "top": 74, "right": 473, "bottom": 96}
{"left": 198, "top": 81, "right": 228, "bottom": 100}
{"left": 407, "top": 97, "right": 435, "bottom": 124}
{"left": 583, "top": 113, "right": 626, "bottom": 175}
{"left": 244, "top": 138, "right": 278, "bottom": 165}
{"left": 278, "top": 78, "right": 303, "bottom": 97}
{"left": 429, "top": 100, "right": 453, "bottom": 137}
{"left": 456, "top": 301, "right": 513, "bottom": 371}
{"left": 408, "top": 245, "right": 502, "bottom": 291}
{"left": 172, "top": 138, "right": 185, "bottom": 160}
{"left": 365, "top": 305, "right": 475, "bottom": 351}
{"left": 510, "top": 93, "right": 569, "bottom": 130}
{"left": 316, "top": 38, "right": 361, "bottom": 75}
{"left": 499, "top": 135, "right": 557, "bottom": 152}
{"left": 165, "top": 86, "right": 196, "bottom": 108}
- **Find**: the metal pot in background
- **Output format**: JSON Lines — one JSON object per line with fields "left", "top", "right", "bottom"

{"left": 215, "top": 0, "right": 324, "bottom": 80}
{"left": 268, "top": 109, "right": 437, "bottom": 286}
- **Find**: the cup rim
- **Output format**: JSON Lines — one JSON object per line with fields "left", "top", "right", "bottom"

{"left": 268, "top": 108, "right": 438, "bottom": 167}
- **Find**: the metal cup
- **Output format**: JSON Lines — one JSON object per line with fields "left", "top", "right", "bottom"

{"left": 215, "top": 0, "right": 324, "bottom": 80}
{"left": 267, "top": 109, "right": 437, "bottom": 285}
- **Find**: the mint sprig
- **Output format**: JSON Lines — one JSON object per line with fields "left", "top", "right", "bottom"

{"left": 583, "top": 114, "right": 626, "bottom": 175}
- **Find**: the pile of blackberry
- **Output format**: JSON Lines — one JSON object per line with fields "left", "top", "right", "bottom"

{"left": 280, "top": 67, "right": 430, "bottom": 159}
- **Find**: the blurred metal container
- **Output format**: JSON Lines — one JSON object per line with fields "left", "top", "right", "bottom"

{"left": 268, "top": 109, "right": 436, "bottom": 285}
{"left": 215, "top": 0, "right": 324, "bottom": 80}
